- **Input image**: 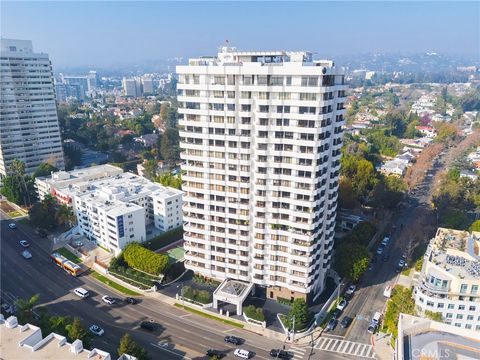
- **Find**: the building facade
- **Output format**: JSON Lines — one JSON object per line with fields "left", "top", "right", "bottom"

{"left": 73, "top": 172, "right": 182, "bottom": 254}
{"left": 178, "top": 47, "right": 346, "bottom": 301}
{"left": 415, "top": 228, "right": 480, "bottom": 331}
{"left": 0, "top": 38, "right": 65, "bottom": 176}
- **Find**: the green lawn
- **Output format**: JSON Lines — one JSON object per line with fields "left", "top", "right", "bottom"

{"left": 166, "top": 247, "right": 185, "bottom": 264}
{"left": 91, "top": 272, "right": 141, "bottom": 296}
{"left": 174, "top": 303, "right": 244, "bottom": 328}
{"left": 401, "top": 268, "right": 412, "bottom": 277}
{"left": 57, "top": 247, "right": 82, "bottom": 264}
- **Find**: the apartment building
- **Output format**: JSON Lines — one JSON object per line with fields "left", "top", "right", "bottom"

{"left": 0, "top": 38, "right": 65, "bottom": 176}
{"left": 35, "top": 164, "right": 123, "bottom": 204}
{"left": 415, "top": 227, "right": 480, "bottom": 331}
{"left": 177, "top": 47, "right": 346, "bottom": 301}
{"left": 73, "top": 172, "right": 182, "bottom": 254}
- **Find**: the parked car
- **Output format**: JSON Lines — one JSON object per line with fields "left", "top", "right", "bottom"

{"left": 1, "top": 303, "right": 15, "bottom": 315}
{"left": 381, "top": 237, "right": 390, "bottom": 246}
{"left": 376, "top": 245, "right": 385, "bottom": 255}
{"left": 270, "top": 349, "right": 291, "bottom": 359}
{"left": 89, "top": 325, "right": 104, "bottom": 336}
{"left": 224, "top": 335, "right": 243, "bottom": 345}
{"left": 340, "top": 316, "right": 353, "bottom": 329}
{"left": 102, "top": 296, "right": 116, "bottom": 305}
{"left": 21, "top": 250, "right": 32, "bottom": 259}
{"left": 234, "top": 349, "right": 251, "bottom": 359}
{"left": 382, "top": 254, "right": 390, "bottom": 262}
{"left": 140, "top": 320, "right": 156, "bottom": 331}
{"left": 8, "top": 223, "right": 16, "bottom": 229}
{"left": 345, "top": 284, "right": 356, "bottom": 296}
{"left": 332, "top": 308, "right": 342, "bottom": 319}
{"left": 206, "top": 349, "right": 225, "bottom": 358}
{"left": 383, "top": 286, "right": 393, "bottom": 298}
{"left": 326, "top": 318, "right": 338, "bottom": 331}
{"left": 396, "top": 259, "right": 406, "bottom": 272}
{"left": 336, "top": 299, "right": 348, "bottom": 311}
{"left": 72, "top": 241, "right": 84, "bottom": 248}
{"left": 124, "top": 297, "right": 138, "bottom": 305}
{"left": 19, "top": 240, "right": 30, "bottom": 248}
{"left": 367, "top": 312, "right": 382, "bottom": 334}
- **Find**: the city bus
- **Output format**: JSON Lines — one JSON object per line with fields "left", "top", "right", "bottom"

{"left": 50, "top": 252, "right": 82, "bottom": 277}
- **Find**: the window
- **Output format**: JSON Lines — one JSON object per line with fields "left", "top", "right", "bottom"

{"left": 460, "top": 284, "right": 468, "bottom": 293}
{"left": 467, "top": 315, "right": 474, "bottom": 320}
{"left": 469, "top": 305, "right": 476, "bottom": 311}
{"left": 448, "top": 304, "right": 455, "bottom": 309}
{"left": 458, "top": 305, "right": 465, "bottom": 310}
{"left": 426, "top": 301, "right": 434, "bottom": 307}
{"left": 278, "top": 92, "right": 290, "bottom": 100}
{"left": 471, "top": 285, "right": 478, "bottom": 294}
{"left": 437, "top": 303, "right": 444, "bottom": 309}
{"left": 301, "top": 76, "right": 318, "bottom": 87}
{"left": 257, "top": 76, "right": 268, "bottom": 85}
{"left": 465, "top": 324, "right": 472, "bottom": 329}
{"left": 300, "top": 93, "right": 317, "bottom": 101}
{"left": 269, "top": 76, "right": 284, "bottom": 86}
{"left": 445, "top": 313, "right": 453, "bottom": 319}
{"left": 456, "top": 314, "right": 463, "bottom": 319}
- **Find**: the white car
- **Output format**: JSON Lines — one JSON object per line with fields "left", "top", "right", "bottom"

{"left": 337, "top": 299, "right": 348, "bottom": 311}
{"left": 8, "top": 223, "right": 17, "bottom": 229}
{"left": 234, "top": 349, "right": 251, "bottom": 359}
{"left": 22, "top": 250, "right": 32, "bottom": 259}
{"left": 102, "top": 295, "right": 116, "bottom": 305}
{"left": 19, "top": 240, "right": 30, "bottom": 248}
{"left": 74, "top": 288, "right": 90, "bottom": 298}
{"left": 345, "top": 284, "right": 356, "bottom": 295}
{"left": 89, "top": 325, "right": 104, "bottom": 336}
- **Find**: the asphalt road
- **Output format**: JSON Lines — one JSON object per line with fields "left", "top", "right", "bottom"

{"left": 327, "top": 152, "right": 445, "bottom": 345}
{"left": 0, "top": 214, "right": 293, "bottom": 360}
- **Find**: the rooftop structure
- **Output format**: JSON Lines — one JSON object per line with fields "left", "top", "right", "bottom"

{"left": 0, "top": 315, "right": 135, "bottom": 360}
{"left": 415, "top": 228, "right": 480, "bottom": 331}
{"left": 396, "top": 313, "right": 480, "bottom": 360}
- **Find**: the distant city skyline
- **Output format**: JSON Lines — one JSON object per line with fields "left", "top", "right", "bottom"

{"left": 2, "top": 1, "right": 479, "bottom": 68}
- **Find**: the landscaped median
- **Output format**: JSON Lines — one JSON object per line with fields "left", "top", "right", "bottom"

{"left": 174, "top": 303, "right": 244, "bottom": 328}
{"left": 91, "top": 271, "right": 141, "bottom": 296}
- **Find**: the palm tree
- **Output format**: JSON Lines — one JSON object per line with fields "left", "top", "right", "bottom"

{"left": 9, "top": 159, "right": 32, "bottom": 206}
{"left": 15, "top": 294, "right": 40, "bottom": 323}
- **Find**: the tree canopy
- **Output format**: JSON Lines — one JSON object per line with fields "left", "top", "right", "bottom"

{"left": 118, "top": 333, "right": 149, "bottom": 360}
{"left": 123, "top": 243, "right": 169, "bottom": 275}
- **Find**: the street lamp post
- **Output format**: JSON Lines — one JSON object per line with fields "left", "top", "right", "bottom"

{"left": 337, "top": 282, "right": 344, "bottom": 304}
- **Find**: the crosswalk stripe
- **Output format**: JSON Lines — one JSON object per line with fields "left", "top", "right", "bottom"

{"left": 314, "top": 337, "right": 375, "bottom": 358}
{"left": 289, "top": 348, "right": 305, "bottom": 354}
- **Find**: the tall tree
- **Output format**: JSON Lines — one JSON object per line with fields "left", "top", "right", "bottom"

{"left": 118, "top": 333, "right": 149, "bottom": 360}
{"left": 285, "top": 299, "right": 309, "bottom": 332}
{"left": 33, "top": 163, "right": 58, "bottom": 178}
{"left": 55, "top": 204, "right": 75, "bottom": 227}
{"left": 66, "top": 317, "right": 91, "bottom": 348}
{"left": 160, "top": 128, "right": 180, "bottom": 166}
{"left": 15, "top": 294, "right": 40, "bottom": 324}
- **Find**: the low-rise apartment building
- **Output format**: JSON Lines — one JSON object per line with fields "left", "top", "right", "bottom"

{"left": 415, "top": 227, "right": 480, "bottom": 331}
{"left": 35, "top": 164, "right": 123, "bottom": 204}
{"left": 73, "top": 172, "right": 182, "bottom": 254}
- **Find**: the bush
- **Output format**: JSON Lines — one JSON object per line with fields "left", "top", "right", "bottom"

{"left": 181, "top": 286, "right": 213, "bottom": 304}
{"left": 415, "top": 258, "right": 424, "bottom": 272}
{"left": 383, "top": 286, "right": 415, "bottom": 341}
{"left": 276, "top": 297, "right": 293, "bottom": 306}
{"left": 243, "top": 305, "right": 265, "bottom": 322}
{"left": 123, "top": 243, "right": 169, "bottom": 275}
{"left": 192, "top": 274, "right": 221, "bottom": 288}
{"left": 143, "top": 226, "right": 183, "bottom": 251}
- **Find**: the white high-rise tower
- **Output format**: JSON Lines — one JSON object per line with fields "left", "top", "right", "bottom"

{"left": 177, "top": 47, "right": 346, "bottom": 302}
{"left": 0, "top": 39, "right": 65, "bottom": 176}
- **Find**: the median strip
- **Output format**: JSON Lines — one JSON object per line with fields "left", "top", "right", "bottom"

{"left": 90, "top": 271, "right": 141, "bottom": 296}
{"left": 174, "top": 303, "right": 244, "bottom": 328}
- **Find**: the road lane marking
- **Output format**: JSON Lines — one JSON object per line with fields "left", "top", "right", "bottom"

{"left": 150, "top": 342, "right": 192, "bottom": 359}
{"left": 179, "top": 313, "right": 191, "bottom": 318}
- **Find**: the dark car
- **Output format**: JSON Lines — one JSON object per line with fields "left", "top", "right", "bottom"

{"left": 224, "top": 335, "right": 242, "bottom": 345}
{"left": 206, "top": 349, "right": 225, "bottom": 358}
{"left": 124, "top": 297, "right": 138, "bottom": 304}
{"left": 382, "top": 254, "right": 390, "bottom": 262}
{"left": 341, "top": 316, "right": 353, "bottom": 328}
{"left": 332, "top": 308, "right": 342, "bottom": 319}
{"left": 326, "top": 318, "right": 338, "bottom": 331}
{"left": 140, "top": 320, "right": 156, "bottom": 331}
{"left": 270, "top": 349, "right": 292, "bottom": 359}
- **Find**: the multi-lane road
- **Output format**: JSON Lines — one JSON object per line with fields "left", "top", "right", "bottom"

{"left": 1, "top": 213, "right": 355, "bottom": 360}
{"left": 326, "top": 150, "right": 444, "bottom": 347}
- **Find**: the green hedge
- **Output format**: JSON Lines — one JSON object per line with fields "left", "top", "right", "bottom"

{"left": 182, "top": 286, "right": 212, "bottom": 304}
{"left": 123, "top": 243, "right": 169, "bottom": 275}
{"left": 277, "top": 297, "right": 293, "bottom": 306}
{"left": 144, "top": 226, "right": 183, "bottom": 251}
{"left": 243, "top": 305, "right": 265, "bottom": 322}
{"left": 193, "top": 274, "right": 221, "bottom": 288}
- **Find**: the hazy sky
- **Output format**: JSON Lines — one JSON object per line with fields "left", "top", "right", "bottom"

{"left": 2, "top": 1, "right": 479, "bottom": 68}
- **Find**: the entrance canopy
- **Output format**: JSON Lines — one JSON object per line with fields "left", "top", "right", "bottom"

{"left": 213, "top": 279, "right": 253, "bottom": 315}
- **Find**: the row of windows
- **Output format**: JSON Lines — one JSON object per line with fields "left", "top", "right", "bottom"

{"left": 181, "top": 74, "right": 344, "bottom": 87}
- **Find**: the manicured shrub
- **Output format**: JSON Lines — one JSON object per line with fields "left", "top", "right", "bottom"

{"left": 123, "top": 243, "right": 169, "bottom": 275}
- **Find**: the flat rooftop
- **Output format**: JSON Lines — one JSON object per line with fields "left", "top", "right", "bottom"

{"left": 38, "top": 164, "right": 123, "bottom": 188}
{"left": 399, "top": 313, "right": 480, "bottom": 360}
{"left": 428, "top": 228, "right": 480, "bottom": 280}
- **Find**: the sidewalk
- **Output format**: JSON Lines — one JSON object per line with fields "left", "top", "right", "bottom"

{"left": 372, "top": 332, "right": 394, "bottom": 360}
